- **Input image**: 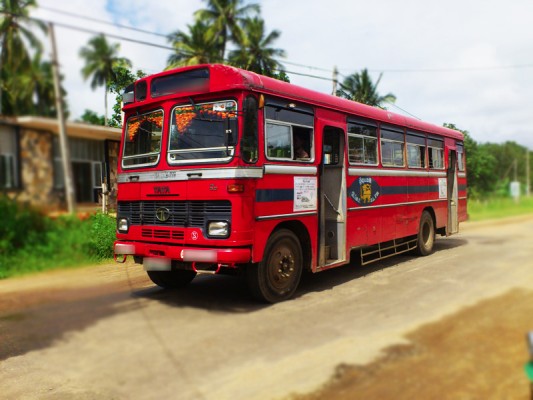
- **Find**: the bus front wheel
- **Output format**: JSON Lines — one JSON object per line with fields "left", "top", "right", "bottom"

{"left": 147, "top": 269, "right": 196, "bottom": 289}
{"left": 247, "top": 229, "right": 303, "bottom": 303}
{"left": 415, "top": 210, "right": 435, "bottom": 256}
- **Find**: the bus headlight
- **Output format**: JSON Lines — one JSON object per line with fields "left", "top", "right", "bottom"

{"left": 118, "top": 218, "right": 129, "bottom": 233}
{"left": 208, "top": 221, "right": 229, "bottom": 237}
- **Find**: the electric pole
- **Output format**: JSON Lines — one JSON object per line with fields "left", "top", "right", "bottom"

{"left": 527, "top": 147, "right": 531, "bottom": 197}
{"left": 332, "top": 66, "right": 338, "bottom": 96}
{"left": 49, "top": 23, "right": 75, "bottom": 213}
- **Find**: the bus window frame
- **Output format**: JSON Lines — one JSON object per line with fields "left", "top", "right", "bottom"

{"left": 406, "top": 132, "right": 427, "bottom": 169}
{"left": 121, "top": 108, "right": 164, "bottom": 169}
{"left": 428, "top": 136, "right": 445, "bottom": 170}
{"left": 380, "top": 126, "right": 406, "bottom": 168}
{"left": 347, "top": 120, "right": 379, "bottom": 166}
{"left": 264, "top": 119, "right": 314, "bottom": 163}
{"left": 167, "top": 99, "right": 238, "bottom": 166}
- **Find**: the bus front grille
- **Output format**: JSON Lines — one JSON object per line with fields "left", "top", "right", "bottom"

{"left": 118, "top": 200, "right": 232, "bottom": 229}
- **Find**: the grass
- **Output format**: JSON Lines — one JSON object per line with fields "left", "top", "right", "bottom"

{"left": 467, "top": 195, "right": 533, "bottom": 222}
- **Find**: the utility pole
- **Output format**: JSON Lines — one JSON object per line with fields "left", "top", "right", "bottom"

{"left": 49, "top": 23, "right": 75, "bottom": 214}
{"left": 527, "top": 147, "right": 531, "bottom": 197}
{"left": 332, "top": 66, "right": 338, "bottom": 96}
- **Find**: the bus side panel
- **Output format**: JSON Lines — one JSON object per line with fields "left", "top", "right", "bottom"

{"left": 253, "top": 171, "right": 319, "bottom": 270}
{"left": 458, "top": 174, "right": 468, "bottom": 222}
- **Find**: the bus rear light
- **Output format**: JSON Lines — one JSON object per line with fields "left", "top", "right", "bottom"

{"left": 227, "top": 184, "right": 244, "bottom": 193}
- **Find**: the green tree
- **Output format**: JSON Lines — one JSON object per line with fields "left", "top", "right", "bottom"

{"left": 195, "top": 0, "right": 260, "bottom": 60}
{"left": 167, "top": 20, "right": 221, "bottom": 69}
{"left": 337, "top": 69, "right": 396, "bottom": 108}
{"left": 0, "top": 0, "right": 46, "bottom": 115}
{"left": 79, "top": 34, "right": 131, "bottom": 125}
{"left": 444, "top": 123, "right": 497, "bottom": 198}
{"left": 108, "top": 66, "right": 145, "bottom": 128}
{"left": 79, "top": 109, "right": 105, "bottom": 125}
{"left": 27, "top": 54, "right": 69, "bottom": 118}
{"left": 228, "top": 17, "right": 285, "bottom": 78}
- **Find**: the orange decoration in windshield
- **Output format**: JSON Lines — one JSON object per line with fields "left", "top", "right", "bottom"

{"left": 127, "top": 114, "right": 163, "bottom": 141}
{"left": 174, "top": 105, "right": 235, "bottom": 134}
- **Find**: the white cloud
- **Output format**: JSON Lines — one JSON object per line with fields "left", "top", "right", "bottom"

{"left": 27, "top": 0, "right": 533, "bottom": 149}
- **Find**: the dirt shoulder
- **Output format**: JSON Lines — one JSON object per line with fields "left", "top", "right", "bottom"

{"left": 291, "top": 288, "right": 533, "bottom": 400}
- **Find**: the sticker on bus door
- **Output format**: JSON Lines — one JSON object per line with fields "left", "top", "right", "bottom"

{"left": 294, "top": 177, "right": 317, "bottom": 211}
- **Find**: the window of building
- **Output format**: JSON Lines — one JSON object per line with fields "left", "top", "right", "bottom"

{"left": 0, "top": 125, "right": 19, "bottom": 189}
{"left": 347, "top": 120, "right": 378, "bottom": 165}
{"left": 264, "top": 100, "right": 314, "bottom": 162}
{"left": 53, "top": 137, "right": 105, "bottom": 203}
{"left": 406, "top": 132, "right": 426, "bottom": 168}
{"left": 381, "top": 127, "right": 405, "bottom": 167}
{"left": 428, "top": 137, "right": 444, "bottom": 169}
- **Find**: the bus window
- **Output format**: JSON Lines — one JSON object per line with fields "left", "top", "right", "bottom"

{"left": 406, "top": 133, "right": 426, "bottom": 168}
{"left": 457, "top": 142, "right": 465, "bottom": 171}
{"left": 168, "top": 100, "right": 237, "bottom": 163}
{"left": 381, "top": 127, "right": 405, "bottom": 167}
{"left": 347, "top": 121, "right": 378, "bottom": 165}
{"left": 428, "top": 137, "right": 444, "bottom": 169}
{"left": 266, "top": 122, "right": 292, "bottom": 159}
{"left": 265, "top": 101, "right": 314, "bottom": 162}
{"left": 122, "top": 109, "right": 163, "bottom": 168}
{"left": 241, "top": 96, "right": 258, "bottom": 163}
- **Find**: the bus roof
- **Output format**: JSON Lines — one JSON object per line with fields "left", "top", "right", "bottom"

{"left": 126, "top": 64, "right": 463, "bottom": 141}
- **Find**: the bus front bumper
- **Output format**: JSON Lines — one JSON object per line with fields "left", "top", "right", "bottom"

{"left": 114, "top": 241, "right": 251, "bottom": 269}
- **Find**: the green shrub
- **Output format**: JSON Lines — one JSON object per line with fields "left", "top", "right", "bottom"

{"left": 86, "top": 212, "right": 117, "bottom": 259}
{"left": 0, "top": 196, "right": 117, "bottom": 279}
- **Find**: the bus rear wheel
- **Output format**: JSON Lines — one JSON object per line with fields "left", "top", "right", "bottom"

{"left": 415, "top": 210, "right": 435, "bottom": 256}
{"left": 247, "top": 229, "right": 303, "bottom": 303}
{"left": 147, "top": 269, "right": 197, "bottom": 289}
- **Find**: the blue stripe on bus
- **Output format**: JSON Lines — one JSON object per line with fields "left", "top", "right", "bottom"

{"left": 256, "top": 189, "right": 294, "bottom": 202}
{"left": 381, "top": 185, "right": 440, "bottom": 195}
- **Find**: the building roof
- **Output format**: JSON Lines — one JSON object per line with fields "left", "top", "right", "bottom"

{"left": 0, "top": 116, "right": 121, "bottom": 141}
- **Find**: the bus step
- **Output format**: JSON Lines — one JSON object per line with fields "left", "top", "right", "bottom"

{"left": 360, "top": 238, "right": 417, "bottom": 266}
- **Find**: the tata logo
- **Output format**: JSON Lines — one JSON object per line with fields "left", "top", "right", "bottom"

{"left": 155, "top": 207, "right": 171, "bottom": 222}
{"left": 154, "top": 186, "right": 170, "bottom": 195}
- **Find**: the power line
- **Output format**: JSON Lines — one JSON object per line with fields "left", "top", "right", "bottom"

{"left": 38, "top": 5, "right": 169, "bottom": 38}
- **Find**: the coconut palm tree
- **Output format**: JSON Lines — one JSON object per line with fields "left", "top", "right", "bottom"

{"left": 195, "top": 0, "right": 260, "bottom": 60}
{"left": 167, "top": 20, "right": 221, "bottom": 69}
{"left": 337, "top": 69, "right": 396, "bottom": 108}
{"left": 228, "top": 16, "right": 285, "bottom": 77}
{"left": 0, "top": 0, "right": 46, "bottom": 115}
{"left": 79, "top": 34, "right": 131, "bottom": 125}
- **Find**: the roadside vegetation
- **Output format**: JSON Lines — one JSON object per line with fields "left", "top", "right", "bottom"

{"left": 1, "top": 193, "right": 532, "bottom": 279}
{"left": 0, "top": 196, "right": 115, "bottom": 279}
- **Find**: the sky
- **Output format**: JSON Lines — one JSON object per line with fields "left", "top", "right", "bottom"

{"left": 30, "top": 0, "right": 533, "bottom": 149}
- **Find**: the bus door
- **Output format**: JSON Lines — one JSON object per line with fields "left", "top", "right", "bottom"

{"left": 447, "top": 149, "right": 459, "bottom": 234}
{"left": 319, "top": 126, "right": 347, "bottom": 267}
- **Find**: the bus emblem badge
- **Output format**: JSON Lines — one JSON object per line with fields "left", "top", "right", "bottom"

{"left": 155, "top": 207, "right": 171, "bottom": 222}
{"left": 349, "top": 177, "right": 380, "bottom": 206}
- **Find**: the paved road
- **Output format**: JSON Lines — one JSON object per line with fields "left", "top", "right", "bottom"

{"left": 1, "top": 216, "right": 533, "bottom": 400}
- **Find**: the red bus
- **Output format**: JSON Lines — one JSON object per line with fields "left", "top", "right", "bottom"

{"left": 114, "top": 64, "right": 467, "bottom": 302}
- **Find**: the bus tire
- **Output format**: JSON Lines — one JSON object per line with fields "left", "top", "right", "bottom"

{"left": 147, "top": 269, "right": 196, "bottom": 289}
{"left": 247, "top": 229, "right": 303, "bottom": 303}
{"left": 415, "top": 210, "right": 435, "bottom": 256}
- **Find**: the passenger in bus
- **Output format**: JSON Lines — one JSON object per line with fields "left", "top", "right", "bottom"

{"left": 294, "top": 132, "right": 310, "bottom": 159}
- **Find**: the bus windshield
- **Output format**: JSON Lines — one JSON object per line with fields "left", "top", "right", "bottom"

{"left": 168, "top": 100, "right": 237, "bottom": 163}
{"left": 122, "top": 110, "right": 163, "bottom": 168}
